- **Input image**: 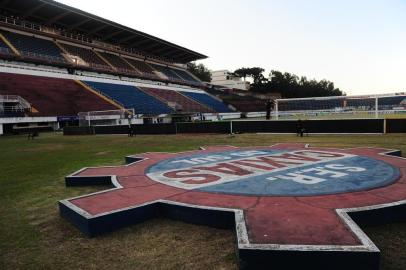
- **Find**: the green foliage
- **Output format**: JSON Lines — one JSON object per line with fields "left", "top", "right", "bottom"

{"left": 267, "top": 70, "right": 344, "bottom": 98}
{"left": 234, "top": 67, "right": 265, "bottom": 84}
{"left": 187, "top": 62, "right": 212, "bottom": 82}
{"left": 234, "top": 67, "right": 344, "bottom": 98}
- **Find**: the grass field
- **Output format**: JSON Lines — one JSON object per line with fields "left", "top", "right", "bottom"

{"left": 1, "top": 133, "right": 406, "bottom": 270}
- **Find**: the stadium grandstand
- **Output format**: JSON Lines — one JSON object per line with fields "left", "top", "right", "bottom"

{"left": 0, "top": 0, "right": 404, "bottom": 136}
{"left": 0, "top": 0, "right": 244, "bottom": 135}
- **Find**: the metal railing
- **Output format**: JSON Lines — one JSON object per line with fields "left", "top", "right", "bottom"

{"left": 0, "top": 15, "right": 91, "bottom": 43}
{"left": 0, "top": 15, "right": 41, "bottom": 31}
{"left": 87, "top": 62, "right": 114, "bottom": 72}
{"left": 0, "top": 95, "right": 31, "bottom": 109}
{"left": 0, "top": 15, "right": 174, "bottom": 64}
{"left": 19, "top": 50, "right": 67, "bottom": 63}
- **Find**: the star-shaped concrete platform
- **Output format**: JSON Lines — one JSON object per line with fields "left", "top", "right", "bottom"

{"left": 59, "top": 144, "right": 406, "bottom": 270}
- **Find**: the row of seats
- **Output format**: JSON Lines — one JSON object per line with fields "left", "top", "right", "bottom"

{"left": 225, "top": 100, "right": 266, "bottom": 112}
{"left": 99, "top": 52, "right": 134, "bottom": 72}
{"left": 60, "top": 43, "right": 112, "bottom": 70}
{"left": 150, "top": 63, "right": 183, "bottom": 80}
{"left": 0, "top": 30, "right": 200, "bottom": 85}
{"left": 1, "top": 30, "right": 66, "bottom": 63}
{"left": 378, "top": 96, "right": 406, "bottom": 106}
{"left": 173, "top": 69, "right": 200, "bottom": 83}
{"left": 83, "top": 81, "right": 173, "bottom": 115}
{"left": 181, "top": 91, "right": 234, "bottom": 113}
{"left": 124, "top": 57, "right": 156, "bottom": 76}
{"left": 141, "top": 87, "right": 214, "bottom": 113}
{"left": 0, "top": 73, "right": 117, "bottom": 116}
{"left": 0, "top": 70, "right": 235, "bottom": 116}
{"left": 150, "top": 64, "right": 181, "bottom": 80}
{"left": 205, "top": 88, "right": 266, "bottom": 112}
{"left": 84, "top": 81, "right": 233, "bottom": 114}
{"left": 0, "top": 37, "right": 12, "bottom": 55}
{"left": 150, "top": 63, "right": 200, "bottom": 84}
{"left": 0, "top": 39, "right": 10, "bottom": 53}
{"left": 278, "top": 96, "right": 406, "bottom": 111}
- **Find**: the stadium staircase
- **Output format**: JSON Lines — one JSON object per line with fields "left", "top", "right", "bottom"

{"left": 0, "top": 94, "right": 31, "bottom": 117}
{"left": 0, "top": 73, "right": 118, "bottom": 116}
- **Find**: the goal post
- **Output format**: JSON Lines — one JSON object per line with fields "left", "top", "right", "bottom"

{"left": 78, "top": 109, "right": 135, "bottom": 126}
{"left": 274, "top": 93, "right": 406, "bottom": 120}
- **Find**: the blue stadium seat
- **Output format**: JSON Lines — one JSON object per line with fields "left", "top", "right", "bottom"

{"left": 378, "top": 96, "right": 406, "bottom": 106}
{"left": 181, "top": 91, "right": 234, "bottom": 113}
{"left": 0, "top": 38, "right": 9, "bottom": 49}
{"left": 99, "top": 52, "right": 134, "bottom": 71}
{"left": 0, "top": 39, "right": 14, "bottom": 56}
{"left": 83, "top": 81, "right": 173, "bottom": 115}
{"left": 1, "top": 30, "right": 65, "bottom": 62}
{"left": 173, "top": 69, "right": 200, "bottom": 83}
{"left": 377, "top": 96, "right": 406, "bottom": 110}
{"left": 151, "top": 64, "right": 183, "bottom": 80}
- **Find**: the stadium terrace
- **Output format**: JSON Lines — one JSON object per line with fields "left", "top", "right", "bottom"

{"left": 0, "top": 0, "right": 237, "bottom": 134}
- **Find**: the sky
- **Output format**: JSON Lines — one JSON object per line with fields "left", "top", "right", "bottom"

{"left": 55, "top": 0, "right": 406, "bottom": 95}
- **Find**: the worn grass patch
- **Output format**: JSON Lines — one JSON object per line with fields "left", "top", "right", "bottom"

{"left": 0, "top": 133, "right": 406, "bottom": 270}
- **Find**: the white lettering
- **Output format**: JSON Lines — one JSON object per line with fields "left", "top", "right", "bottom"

{"left": 325, "top": 164, "right": 366, "bottom": 172}
{"left": 301, "top": 167, "right": 348, "bottom": 178}
{"left": 268, "top": 173, "right": 327, "bottom": 185}
{"left": 172, "top": 155, "right": 231, "bottom": 165}
{"left": 230, "top": 151, "right": 268, "bottom": 157}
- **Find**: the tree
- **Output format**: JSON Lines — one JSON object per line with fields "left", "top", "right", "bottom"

{"left": 234, "top": 66, "right": 345, "bottom": 98}
{"left": 234, "top": 67, "right": 265, "bottom": 84}
{"left": 187, "top": 62, "right": 212, "bottom": 82}
{"left": 234, "top": 68, "right": 250, "bottom": 81}
{"left": 265, "top": 70, "right": 344, "bottom": 98}
{"left": 249, "top": 67, "right": 266, "bottom": 84}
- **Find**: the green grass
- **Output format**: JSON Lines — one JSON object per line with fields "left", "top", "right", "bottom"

{"left": 1, "top": 133, "right": 406, "bottom": 270}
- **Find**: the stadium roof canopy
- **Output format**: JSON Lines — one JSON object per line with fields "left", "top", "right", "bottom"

{"left": 0, "top": 0, "right": 207, "bottom": 63}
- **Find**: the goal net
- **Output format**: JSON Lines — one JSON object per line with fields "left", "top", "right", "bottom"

{"left": 275, "top": 93, "right": 406, "bottom": 120}
{"left": 78, "top": 109, "right": 135, "bottom": 126}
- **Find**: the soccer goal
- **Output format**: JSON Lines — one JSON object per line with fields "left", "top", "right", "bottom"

{"left": 78, "top": 109, "right": 135, "bottom": 126}
{"left": 274, "top": 93, "right": 406, "bottom": 120}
